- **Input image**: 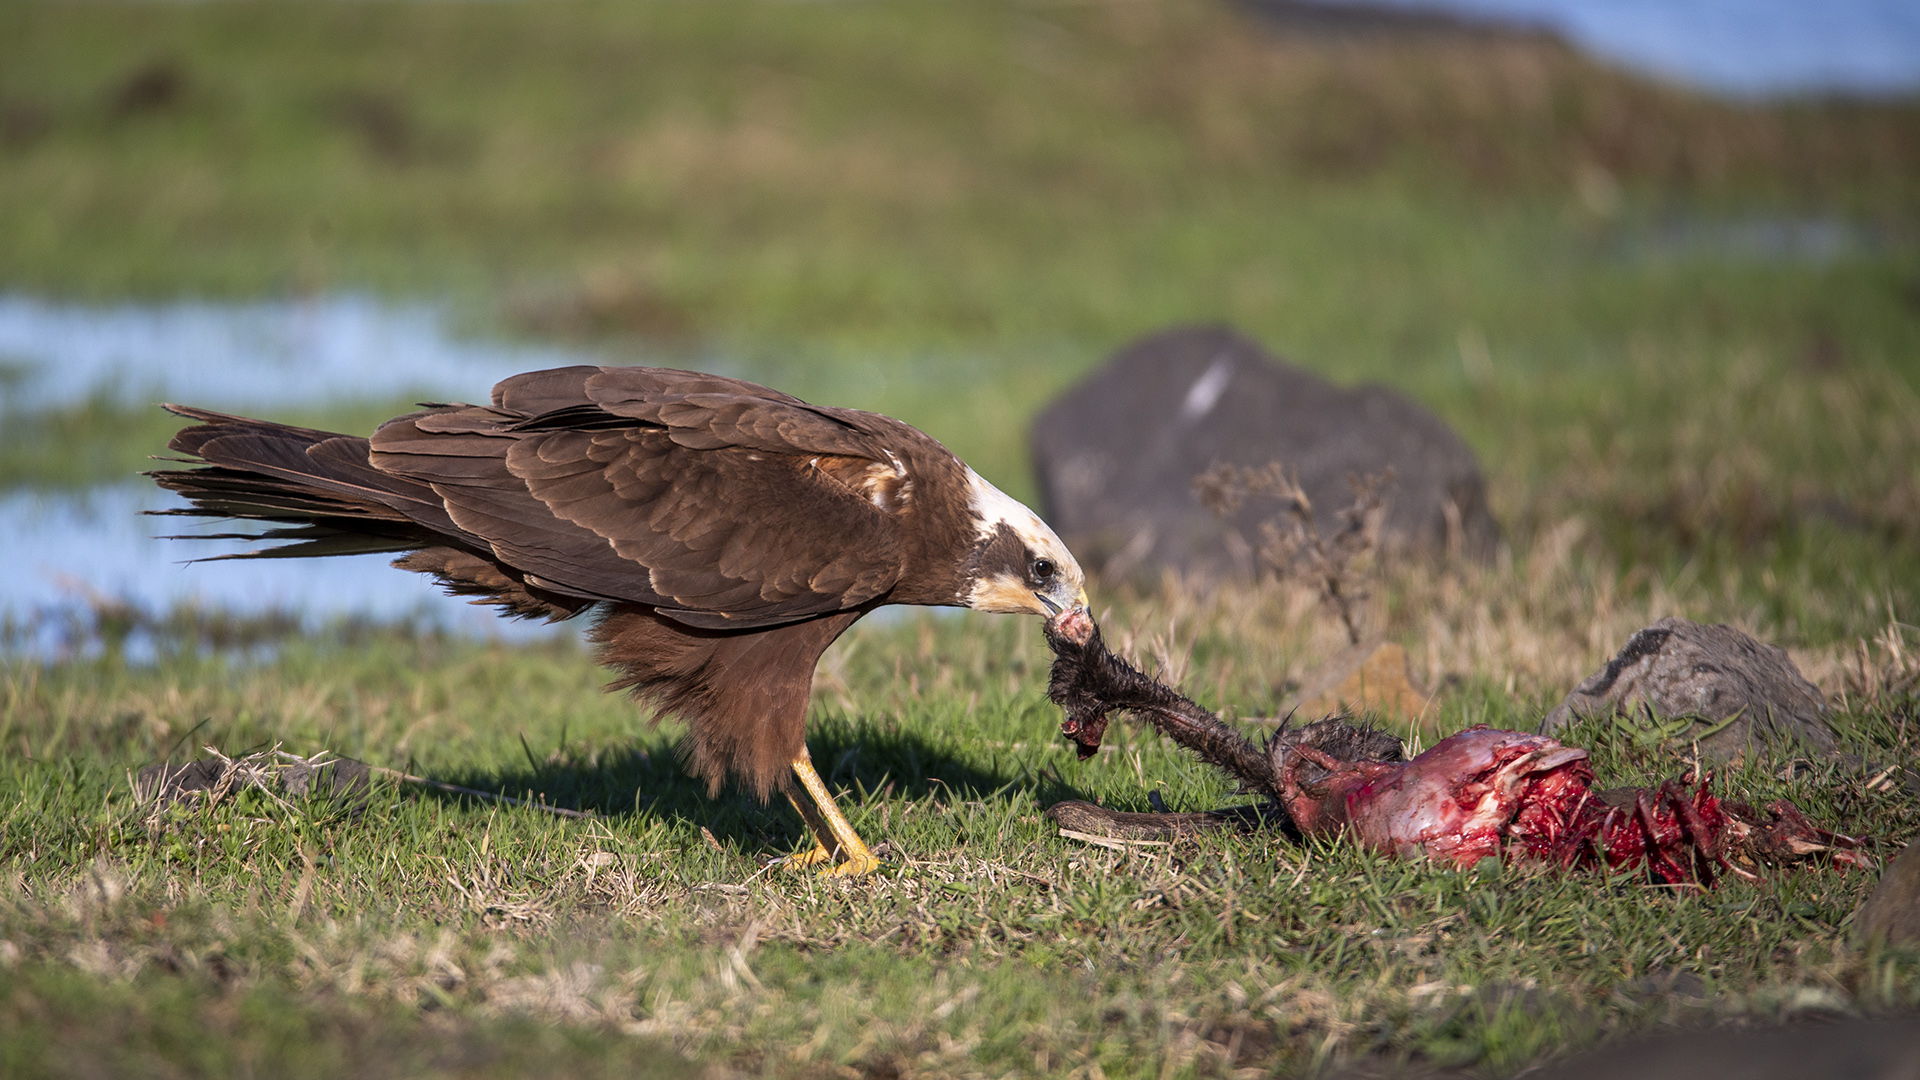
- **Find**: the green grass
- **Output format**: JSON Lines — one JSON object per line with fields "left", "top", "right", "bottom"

{"left": 4, "top": 0, "right": 1920, "bottom": 1073}
{"left": 0, "top": 964, "right": 700, "bottom": 1080}
{"left": 3, "top": 603, "right": 1918, "bottom": 1078}
{"left": 3, "top": 0, "right": 1915, "bottom": 310}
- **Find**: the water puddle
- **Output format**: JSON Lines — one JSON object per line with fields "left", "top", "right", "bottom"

{"left": 0, "top": 292, "right": 928, "bottom": 658}
{"left": 0, "top": 292, "right": 592, "bottom": 413}
{"left": 1, "top": 483, "right": 578, "bottom": 659}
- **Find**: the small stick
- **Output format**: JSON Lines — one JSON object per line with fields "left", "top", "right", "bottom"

{"left": 371, "top": 766, "right": 595, "bottom": 820}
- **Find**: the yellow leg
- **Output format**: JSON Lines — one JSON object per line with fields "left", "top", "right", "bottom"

{"left": 782, "top": 748, "right": 880, "bottom": 877}
{"left": 781, "top": 793, "right": 836, "bottom": 867}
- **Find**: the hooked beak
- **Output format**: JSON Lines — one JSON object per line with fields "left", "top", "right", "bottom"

{"left": 1035, "top": 585, "right": 1090, "bottom": 618}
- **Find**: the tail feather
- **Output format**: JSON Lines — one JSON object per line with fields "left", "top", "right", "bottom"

{"left": 162, "top": 406, "right": 447, "bottom": 515}
{"left": 150, "top": 404, "right": 589, "bottom": 621}
{"left": 149, "top": 407, "right": 443, "bottom": 560}
{"left": 162, "top": 404, "right": 349, "bottom": 454}
{"left": 160, "top": 529, "right": 420, "bottom": 561}
{"left": 150, "top": 466, "right": 409, "bottom": 523}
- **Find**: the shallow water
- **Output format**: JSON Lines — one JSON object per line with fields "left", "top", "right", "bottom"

{"left": 0, "top": 483, "right": 577, "bottom": 656}
{"left": 0, "top": 293, "right": 592, "bottom": 414}
{"left": 1619, "top": 215, "right": 1902, "bottom": 265}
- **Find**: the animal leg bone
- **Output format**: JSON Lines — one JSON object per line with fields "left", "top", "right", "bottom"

{"left": 787, "top": 749, "right": 880, "bottom": 877}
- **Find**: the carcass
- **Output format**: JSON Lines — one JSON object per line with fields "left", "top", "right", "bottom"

{"left": 1042, "top": 609, "right": 1870, "bottom": 884}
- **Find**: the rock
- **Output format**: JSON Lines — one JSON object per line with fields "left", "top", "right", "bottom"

{"left": 1029, "top": 325, "right": 1501, "bottom": 580}
{"left": 1612, "top": 968, "right": 1710, "bottom": 1007}
{"left": 281, "top": 756, "right": 372, "bottom": 801}
{"left": 1854, "top": 842, "right": 1920, "bottom": 948}
{"left": 1540, "top": 616, "right": 1837, "bottom": 759}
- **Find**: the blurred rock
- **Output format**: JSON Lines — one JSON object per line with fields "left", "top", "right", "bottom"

{"left": 323, "top": 89, "right": 471, "bottom": 167}
{"left": 329, "top": 90, "right": 419, "bottom": 164}
{"left": 1540, "top": 616, "right": 1837, "bottom": 759}
{"left": 281, "top": 756, "right": 372, "bottom": 801}
{"left": 0, "top": 100, "right": 53, "bottom": 147}
{"left": 1530, "top": 1020, "right": 1920, "bottom": 1080}
{"left": 1854, "top": 842, "right": 1920, "bottom": 948}
{"left": 1612, "top": 968, "right": 1709, "bottom": 1007}
{"left": 134, "top": 760, "right": 226, "bottom": 802}
{"left": 1028, "top": 325, "right": 1500, "bottom": 580}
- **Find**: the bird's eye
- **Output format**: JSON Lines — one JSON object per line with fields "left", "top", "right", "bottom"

{"left": 1031, "top": 557, "right": 1056, "bottom": 581}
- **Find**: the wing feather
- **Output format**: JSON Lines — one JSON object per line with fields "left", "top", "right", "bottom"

{"left": 360, "top": 367, "right": 917, "bottom": 628}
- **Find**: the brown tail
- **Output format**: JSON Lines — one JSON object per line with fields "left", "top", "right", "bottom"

{"left": 148, "top": 405, "right": 594, "bottom": 623}
{"left": 147, "top": 404, "right": 448, "bottom": 560}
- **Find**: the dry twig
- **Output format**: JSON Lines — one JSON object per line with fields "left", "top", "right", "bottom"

{"left": 1195, "top": 462, "right": 1392, "bottom": 645}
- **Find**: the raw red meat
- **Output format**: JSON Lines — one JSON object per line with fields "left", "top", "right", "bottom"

{"left": 1043, "top": 611, "right": 1872, "bottom": 884}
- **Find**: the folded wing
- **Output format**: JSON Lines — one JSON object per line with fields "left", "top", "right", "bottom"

{"left": 381, "top": 366, "right": 913, "bottom": 628}
{"left": 160, "top": 365, "right": 915, "bottom": 630}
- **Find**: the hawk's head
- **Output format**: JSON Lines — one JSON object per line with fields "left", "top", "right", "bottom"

{"left": 959, "top": 469, "right": 1088, "bottom": 620}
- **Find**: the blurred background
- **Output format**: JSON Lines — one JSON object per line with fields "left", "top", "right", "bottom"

{"left": 1, "top": 0, "right": 1915, "bottom": 657}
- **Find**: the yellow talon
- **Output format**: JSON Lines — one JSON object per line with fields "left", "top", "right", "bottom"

{"left": 782, "top": 749, "right": 880, "bottom": 877}
{"left": 784, "top": 847, "right": 836, "bottom": 868}
{"left": 821, "top": 853, "right": 880, "bottom": 877}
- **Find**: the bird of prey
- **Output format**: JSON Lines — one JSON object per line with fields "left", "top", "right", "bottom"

{"left": 149, "top": 365, "right": 1088, "bottom": 875}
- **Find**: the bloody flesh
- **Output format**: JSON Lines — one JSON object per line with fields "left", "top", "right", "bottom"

{"left": 1280, "top": 726, "right": 1754, "bottom": 883}
{"left": 1042, "top": 610, "right": 1871, "bottom": 885}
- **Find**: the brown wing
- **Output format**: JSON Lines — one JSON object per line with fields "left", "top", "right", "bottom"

{"left": 368, "top": 366, "right": 914, "bottom": 629}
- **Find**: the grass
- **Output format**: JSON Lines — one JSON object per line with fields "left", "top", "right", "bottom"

{"left": 3, "top": 0, "right": 1920, "bottom": 1073}
{"left": 3, "top": 572, "right": 1919, "bottom": 1078}
{"left": 2, "top": 0, "right": 1916, "bottom": 310}
{"left": 0, "top": 963, "right": 701, "bottom": 1080}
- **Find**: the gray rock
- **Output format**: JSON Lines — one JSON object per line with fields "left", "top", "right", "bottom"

{"left": 281, "top": 756, "right": 372, "bottom": 801}
{"left": 1855, "top": 842, "right": 1920, "bottom": 948}
{"left": 1540, "top": 616, "right": 1837, "bottom": 759}
{"left": 1028, "top": 325, "right": 1501, "bottom": 580}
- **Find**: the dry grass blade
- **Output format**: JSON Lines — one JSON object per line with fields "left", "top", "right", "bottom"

{"left": 133, "top": 743, "right": 303, "bottom": 828}
{"left": 1842, "top": 617, "right": 1920, "bottom": 709}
